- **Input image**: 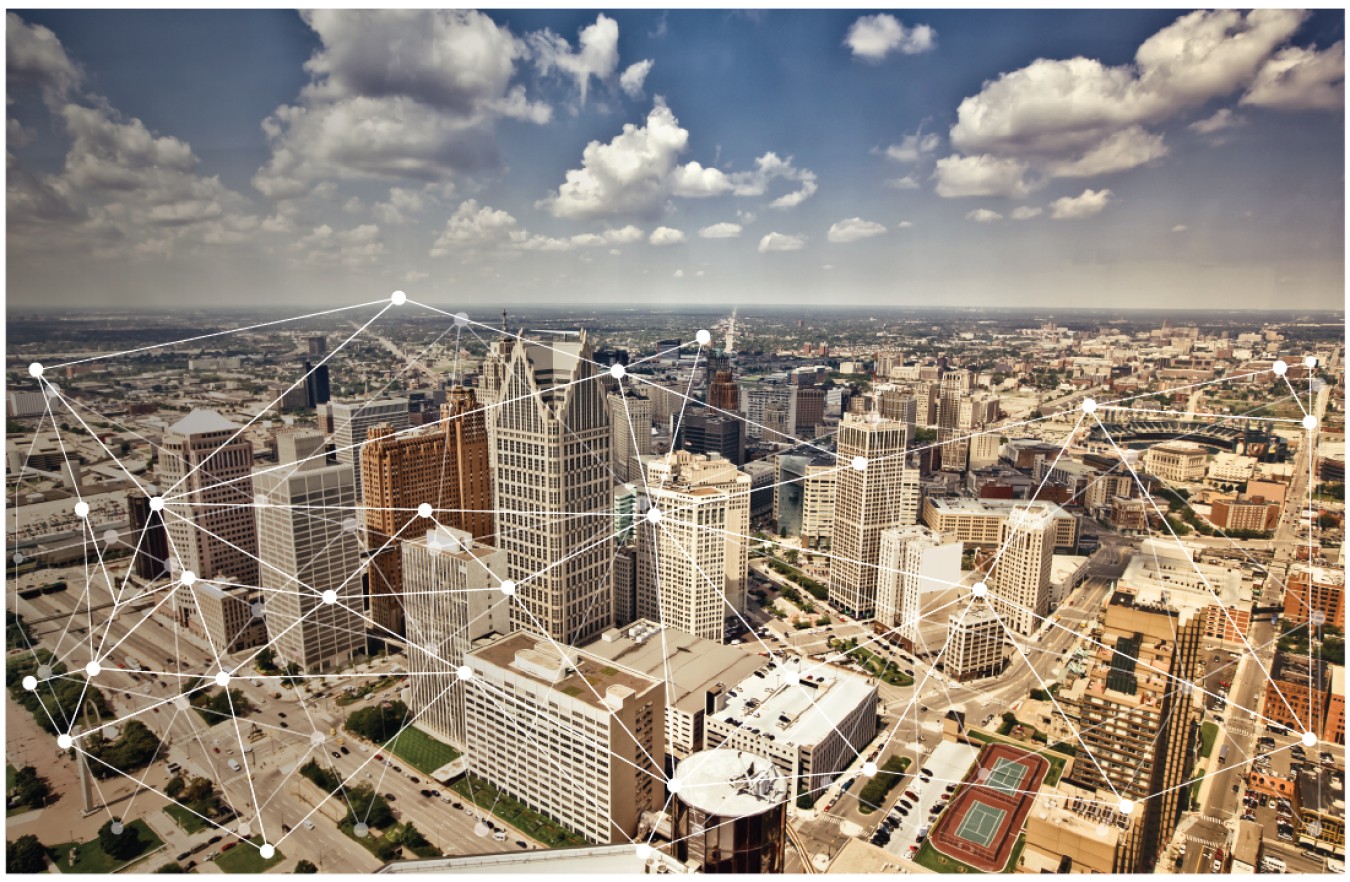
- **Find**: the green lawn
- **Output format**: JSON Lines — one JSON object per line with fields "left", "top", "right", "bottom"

{"left": 914, "top": 832, "right": 1026, "bottom": 874}
{"left": 46, "top": 819, "right": 164, "bottom": 873}
{"left": 966, "top": 730, "right": 1069, "bottom": 787}
{"left": 212, "top": 836, "right": 284, "bottom": 874}
{"left": 163, "top": 804, "right": 210, "bottom": 835}
{"left": 451, "top": 775, "right": 590, "bottom": 849}
{"left": 1200, "top": 722, "right": 1219, "bottom": 759}
{"left": 381, "top": 725, "right": 461, "bottom": 777}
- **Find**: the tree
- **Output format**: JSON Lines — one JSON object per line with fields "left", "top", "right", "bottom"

{"left": 7, "top": 835, "right": 47, "bottom": 873}
{"left": 164, "top": 776, "right": 185, "bottom": 800}
{"left": 283, "top": 662, "right": 304, "bottom": 689}
{"left": 346, "top": 700, "right": 410, "bottom": 744}
{"left": 97, "top": 819, "right": 144, "bottom": 861}
{"left": 343, "top": 786, "right": 393, "bottom": 829}
{"left": 153, "top": 863, "right": 185, "bottom": 873}
{"left": 11, "top": 766, "right": 51, "bottom": 810}
{"left": 294, "top": 860, "right": 318, "bottom": 873}
{"left": 255, "top": 647, "right": 276, "bottom": 672}
{"left": 1318, "top": 512, "right": 1338, "bottom": 530}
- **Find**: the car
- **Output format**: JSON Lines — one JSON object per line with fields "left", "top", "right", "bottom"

{"left": 517, "top": 842, "right": 527, "bottom": 849}
{"left": 901, "top": 853, "right": 913, "bottom": 861}
{"left": 386, "top": 793, "right": 396, "bottom": 801}
{"left": 1278, "top": 832, "right": 1293, "bottom": 842}
{"left": 278, "top": 712, "right": 287, "bottom": 718}
{"left": 221, "top": 843, "right": 236, "bottom": 853}
{"left": 430, "top": 790, "right": 440, "bottom": 797}
{"left": 899, "top": 799, "right": 912, "bottom": 809}
{"left": 945, "top": 784, "right": 956, "bottom": 792}
{"left": 904, "top": 790, "right": 919, "bottom": 800}
{"left": 895, "top": 807, "right": 909, "bottom": 817}
{"left": 409, "top": 776, "right": 420, "bottom": 784}
{"left": 940, "top": 793, "right": 950, "bottom": 800}
{"left": 176, "top": 852, "right": 191, "bottom": 862}
{"left": 375, "top": 754, "right": 383, "bottom": 761}
{"left": 1233, "top": 784, "right": 1240, "bottom": 793}
{"left": 1212, "top": 860, "right": 1222, "bottom": 872}
{"left": 208, "top": 836, "right": 222, "bottom": 845}
{"left": 213, "top": 747, "right": 221, "bottom": 754}
{"left": 332, "top": 751, "right": 342, "bottom": 759}
{"left": 420, "top": 789, "right": 432, "bottom": 797}
{"left": 280, "top": 722, "right": 289, "bottom": 728}
{"left": 304, "top": 820, "right": 315, "bottom": 831}
{"left": 185, "top": 862, "right": 196, "bottom": 871}
{"left": 393, "top": 766, "right": 403, "bottom": 773}
{"left": 921, "top": 767, "right": 933, "bottom": 777}
{"left": 340, "top": 746, "right": 349, "bottom": 755}
{"left": 464, "top": 806, "right": 475, "bottom": 815}
{"left": 453, "top": 802, "right": 463, "bottom": 810}
{"left": 909, "top": 845, "right": 919, "bottom": 852}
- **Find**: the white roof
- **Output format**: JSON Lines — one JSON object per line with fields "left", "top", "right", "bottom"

{"left": 168, "top": 408, "right": 239, "bottom": 436}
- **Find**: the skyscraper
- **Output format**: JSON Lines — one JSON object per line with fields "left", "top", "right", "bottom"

{"left": 126, "top": 491, "right": 170, "bottom": 581}
{"left": 938, "top": 370, "right": 971, "bottom": 471}
{"left": 607, "top": 387, "right": 652, "bottom": 484}
{"left": 678, "top": 411, "right": 746, "bottom": 466}
{"left": 986, "top": 502, "right": 1056, "bottom": 636}
{"left": 875, "top": 525, "right": 963, "bottom": 650}
{"left": 362, "top": 387, "right": 493, "bottom": 637}
{"left": 495, "top": 332, "right": 613, "bottom": 645}
{"left": 330, "top": 397, "right": 409, "bottom": 502}
{"left": 708, "top": 369, "right": 739, "bottom": 412}
{"left": 829, "top": 412, "right": 918, "bottom": 619}
{"left": 254, "top": 430, "right": 365, "bottom": 672}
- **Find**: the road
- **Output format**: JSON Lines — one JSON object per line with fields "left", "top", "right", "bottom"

{"left": 353, "top": 322, "right": 441, "bottom": 385}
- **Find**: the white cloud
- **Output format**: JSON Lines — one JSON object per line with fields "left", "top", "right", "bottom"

{"left": 528, "top": 13, "right": 621, "bottom": 105}
{"left": 428, "top": 198, "right": 588, "bottom": 258}
{"left": 1242, "top": 42, "right": 1345, "bottom": 111}
{"left": 844, "top": 14, "right": 936, "bottom": 61}
{"left": 695, "top": 270, "right": 705, "bottom": 276}
{"left": 1049, "top": 188, "right": 1114, "bottom": 220}
{"left": 6, "top": 13, "right": 82, "bottom": 107}
{"left": 822, "top": 264, "right": 834, "bottom": 270}
{"left": 884, "top": 131, "right": 941, "bottom": 163}
{"left": 1011, "top": 206, "right": 1043, "bottom": 220}
{"left": 342, "top": 196, "right": 364, "bottom": 213}
{"left": 699, "top": 222, "right": 742, "bottom": 238}
{"left": 1044, "top": 126, "right": 1168, "bottom": 178}
{"left": 896, "top": 221, "right": 914, "bottom": 228}
{"left": 290, "top": 222, "right": 388, "bottom": 268}
{"left": 758, "top": 232, "right": 805, "bottom": 252}
{"left": 649, "top": 226, "right": 685, "bottom": 246}
{"left": 620, "top": 59, "right": 654, "bottom": 99}
{"left": 673, "top": 269, "right": 684, "bottom": 277}
{"left": 1188, "top": 108, "right": 1245, "bottom": 134}
{"left": 934, "top": 154, "right": 1034, "bottom": 198}
{"left": 1171, "top": 224, "right": 1188, "bottom": 232}
{"left": 371, "top": 186, "right": 431, "bottom": 225}
{"left": 603, "top": 225, "right": 643, "bottom": 244}
{"left": 885, "top": 175, "right": 921, "bottom": 190}
{"left": 965, "top": 209, "right": 1004, "bottom": 223}
{"left": 769, "top": 180, "right": 817, "bottom": 210}
{"left": 723, "top": 152, "right": 818, "bottom": 209}
{"left": 827, "top": 218, "right": 887, "bottom": 243}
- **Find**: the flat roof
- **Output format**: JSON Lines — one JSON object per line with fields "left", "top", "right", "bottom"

{"left": 926, "top": 498, "right": 1071, "bottom": 519}
{"left": 673, "top": 748, "right": 788, "bottom": 817}
{"left": 376, "top": 843, "right": 686, "bottom": 874}
{"left": 708, "top": 654, "right": 876, "bottom": 749}
{"left": 469, "top": 631, "right": 660, "bottom": 713}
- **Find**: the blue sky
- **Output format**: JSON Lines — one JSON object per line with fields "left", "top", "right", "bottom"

{"left": 6, "top": 9, "right": 1344, "bottom": 311}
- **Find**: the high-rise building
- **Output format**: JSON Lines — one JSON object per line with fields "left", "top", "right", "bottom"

{"left": 126, "top": 491, "right": 170, "bottom": 581}
{"left": 874, "top": 525, "right": 963, "bottom": 650}
{"left": 876, "top": 386, "right": 918, "bottom": 440}
{"left": 495, "top": 333, "right": 613, "bottom": 646}
{"left": 921, "top": 497, "right": 1079, "bottom": 553}
{"left": 362, "top": 387, "right": 494, "bottom": 637}
{"left": 159, "top": 409, "right": 260, "bottom": 588}
{"left": 1282, "top": 566, "right": 1345, "bottom": 628}
{"left": 773, "top": 452, "right": 836, "bottom": 550}
{"left": 671, "top": 749, "right": 788, "bottom": 874}
{"left": 607, "top": 387, "right": 652, "bottom": 484}
{"left": 330, "top": 398, "right": 409, "bottom": 501}
{"left": 795, "top": 387, "right": 825, "bottom": 436}
{"left": 303, "top": 362, "right": 330, "bottom": 408}
{"left": 254, "top": 430, "right": 365, "bottom": 672}
{"left": 401, "top": 525, "right": 508, "bottom": 746}
{"left": 463, "top": 632, "right": 665, "bottom": 844}
{"left": 946, "top": 599, "right": 1007, "bottom": 681}
{"left": 986, "top": 502, "right": 1057, "bottom": 636}
{"left": 612, "top": 543, "right": 639, "bottom": 628}
{"left": 677, "top": 411, "right": 746, "bottom": 466}
{"left": 762, "top": 399, "right": 792, "bottom": 442}
{"left": 741, "top": 383, "right": 796, "bottom": 441}
{"left": 829, "top": 412, "right": 918, "bottom": 618}
{"left": 937, "top": 371, "right": 971, "bottom": 471}
{"left": 708, "top": 369, "right": 738, "bottom": 412}
{"left": 308, "top": 336, "right": 327, "bottom": 357}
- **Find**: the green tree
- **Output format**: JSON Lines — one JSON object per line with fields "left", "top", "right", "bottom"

{"left": 7, "top": 834, "right": 47, "bottom": 873}
{"left": 294, "top": 860, "right": 319, "bottom": 873}
{"left": 1318, "top": 512, "right": 1338, "bottom": 530}
{"left": 164, "top": 776, "right": 185, "bottom": 800}
{"left": 97, "top": 819, "right": 144, "bottom": 861}
{"left": 346, "top": 700, "right": 410, "bottom": 744}
{"left": 11, "top": 765, "right": 51, "bottom": 810}
{"left": 342, "top": 786, "right": 393, "bottom": 829}
{"left": 153, "top": 862, "right": 185, "bottom": 873}
{"left": 255, "top": 647, "right": 276, "bottom": 672}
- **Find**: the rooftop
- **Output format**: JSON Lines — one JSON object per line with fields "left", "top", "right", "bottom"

{"left": 707, "top": 654, "right": 876, "bottom": 749}
{"left": 167, "top": 408, "right": 240, "bottom": 436}
{"left": 470, "top": 631, "right": 661, "bottom": 714}
{"left": 673, "top": 748, "right": 788, "bottom": 817}
{"left": 926, "top": 497, "right": 1071, "bottom": 519}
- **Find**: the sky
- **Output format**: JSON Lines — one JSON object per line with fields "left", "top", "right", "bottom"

{"left": 5, "top": 8, "right": 1345, "bottom": 312}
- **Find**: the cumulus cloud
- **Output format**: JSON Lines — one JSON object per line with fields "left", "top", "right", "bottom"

{"left": 673, "top": 269, "right": 684, "bottom": 277}
{"left": 1043, "top": 126, "right": 1168, "bottom": 178}
{"left": 884, "top": 131, "right": 941, "bottom": 163}
{"left": 405, "top": 270, "right": 429, "bottom": 283}
{"left": 528, "top": 13, "right": 621, "bottom": 105}
{"left": 844, "top": 14, "right": 936, "bottom": 61}
{"left": 758, "top": 232, "right": 805, "bottom": 252}
{"left": 620, "top": 59, "right": 654, "bottom": 98}
{"left": 1188, "top": 108, "right": 1245, "bottom": 134}
{"left": 699, "top": 222, "right": 742, "bottom": 238}
{"left": 253, "top": 10, "right": 550, "bottom": 199}
{"left": 933, "top": 155, "right": 1034, "bottom": 198}
{"left": 1171, "top": 224, "right": 1188, "bottom": 232}
{"left": 1241, "top": 42, "right": 1345, "bottom": 111}
{"left": 1049, "top": 188, "right": 1114, "bottom": 220}
{"left": 885, "top": 175, "right": 921, "bottom": 190}
{"left": 649, "top": 226, "right": 685, "bottom": 246}
{"left": 429, "top": 198, "right": 592, "bottom": 258}
{"left": 290, "top": 223, "right": 388, "bottom": 268}
{"left": 7, "top": 12, "right": 83, "bottom": 107}
{"left": 827, "top": 218, "right": 887, "bottom": 243}
{"left": 896, "top": 221, "right": 914, "bottom": 228}
{"left": 602, "top": 225, "right": 643, "bottom": 244}
{"left": 1011, "top": 206, "right": 1043, "bottom": 220}
{"left": 371, "top": 186, "right": 432, "bottom": 225}
{"left": 965, "top": 209, "right": 1004, "bottom": 223}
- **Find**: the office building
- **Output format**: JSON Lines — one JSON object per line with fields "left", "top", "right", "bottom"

{"left": 946, "top": 599, "right": 1007, "bottom": 681}
{"left": 308, "top": 336, "right": 327, "bottom": 357}
{"left": 672, "top": 749, "right": 788, "bottom": 873}
{"left": 495, "top": 333, "right": 614, "bottom": 646}
{"left": 126, "top": 491, "right": 171, "bottom": 581}
{"left": 774, "top": 451, "right": 836, "bottom": 550}
{"left": 159, "top": 408, "right": 260, "bottom": 588}
{"left": 876, "top": 386, "right": 918, "bottom": 440}
{"left": 795, "top": 387, "right": 825, "bottom": 436}
{"left": 708, "top": 369, "right": 739, "bottom": 413}
{"left": 330, "top": 397, "right": 409, "bottom": 501}
{"left": 874, "top": 525, "right": 963, "bottom": 650}
{"left": 401, "top": 525, "right": 508, "bottom": 746}
{"left": 303, "top": 362, "right": 331, "bottom": 408}
{"left": 829, "top": 412, "right": 918, "bottom": 618}
{"left": 608, "top": 387, "right": 652, "bottom": 484}
{"left": 1144, "top": 443, "right": 1208, "bottom": 483}
{"left": 1296, "top": 769, "right": 1345, "bottom": 855}
{"left": 1262, "top": 652, "right": 1331, "bottom": 738}
{"left": 612, "top": 544, "right": 639, "bottom": 629}
{"left": 254, "top": 431, "right": 366, "bottom": 672}
{"left": 184, "top": 581, "right": 267, "bottom": 654}
{"left": 362, "top": 387, "right": 494, "bottom": 637}
{"left": 986, "top": 502, "right": 1057, "bottom": 636}
{"left": 921, "top": 497, "right": 1079, "bottom": 553}
{"left": 463, "top": 632, "right": 665, "bottom": 844}
{"left": 677, "top": 410, "right": 745, "bottom": 466}
{"left": 1283, "top": 566, "right": 1345, "bottom": 628}
{"left": 937, "top": 371, "right": 970, "bottom": 471}
{"left": 741, "top": 383, "right": 796, "bottom": 441}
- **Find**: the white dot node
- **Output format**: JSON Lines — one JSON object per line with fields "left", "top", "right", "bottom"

{"left": 322, "top": 589, "right": 338, "bottom": 605}
{"left": 635, "top": 843, "right": 654, "bottom": 860}
{"left": 102, "top": 530, "right": 119, "bottom": 545}
{"left": 457, "top": 665, "right": 473, "bottom": 681}
{"left": 149, "top": 496, "right": 164, "bottom": 512}
{"left": 1081, "top": 398, "right": 1097, "bottom": 414}
{"left": 251, "top": 602, "right": 265, "bottom": 619}
{"left": 976, "top": 768, "right": 991, "bottom": 781}
{"left": 44, "top": 384, "right": 59, "bottom": 400}
{"left": 610, "top": 363, "right": 626, "bottom": 380}
{"left": 22, "top": 676, "right": 37, "bottom": 691}
{"left": 259, "top": 845, "right": 275, "bottom": 859}
{"left": 417, "top": 503, "right": 433, "bottom": 519}
{"left": 28, "top": 362, "right": 43, "bottom": 378}
{"left": 1118, "top": 799, "right": 1134, "bottom": 815}
{"left": 310, "top": 731, "right": 325, "bottom": 747}
{"left": 12, "top": 552, "right": 23, "bottom": 564}
{"left": 86, "top": 661, "right": 101, "bottom": 678}
{"left": 254, "top": 494, "right": 269, "bottom": 509}
{"left": 354, "top": 823, "right": 369, "bottom": 838}
{"left": 862, "top": 761, "right": 878, "bottom": 777}
{"left": 667, "top": 777, "right": 682, "bottom": 793}
{"left": 57, "top": 734, "right": 72, "bottom": 749}
{"left": 474, "top": 822, "right": 490, "bottom": 838}
{"left": 111, "top": 822, "right": 124, "bottom": 835}
{"left": 180, "top": 570, "right": 196, "bottom": 587}
{"left": 343, "top": 517, "right": 359, "bottom": 532}
{"left": 390, "top": 290, "right": 407, "bottom": 305}
{"left": 784, "top": 671, "right": 800, "bottom": 686}
{"left": 1305, "top": 356, "right": 1318, "bottom": 368}
{"left": 500, "top": 580, "right": 516, "bottom": 596}
{"left": 454, "top": 312, "right": 469, "bottom": 328}
{"left": 1302, "top": 731, "right": 1317, "bottom": 747}
{"left": 1303, "top": 415, "right": 1317, "bottom": 430}
{"left": 74, "top": 501, "right": 90, "bottom": 518}
{"left": 174, "top": 695, "right": 190, "bottom": 711}
{"left": 696, "top": 329, "right": 711, "bottom": 346}
{"left": 36, "top": 665, "right": 52, "bottom": 679}
{"left": 972, "top": 582, "right": 987, "bottom": 598}
{"left": 215, "top": 671, "right": 230, "bottom": 687}
{"left": 1272, "top": 359, "right": 1287, "bottom": 376}
{"left": 646, "top": 507, "right": 662, "bottom": 524}
{"left": 852, "top": 456, "right": 866, "bottom": 471}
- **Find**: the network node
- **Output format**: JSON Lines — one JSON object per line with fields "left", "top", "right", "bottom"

{"left": 972, "top": 582, "right": 987, "bottom": 598}
{"left": 254, "top": 493, "right": 269, "bottom": 509}
{"left": 976, "top": 767, "right": 991, "bottom": 782}
{"left": 667, "top": 777, "right": 682, "bottom": 793}
{"left": 215, "top": 671, "right": 230, "bottom": 687}
{"left": 1302, "top": 731, "right": 1317, "bottom": 747}
{"left": 1118, "top": 799, "right": 1134, "bottom": 815}
{"left": 862, "top": 761, "right": 878, "bottom": 777}
{"left": 1305, "top": 356, "right": 1318, "bottom": 368}
{"left": 343, "top": 517, "right": 359, "bottom": 532}
{"left": 1097, "top": 824, "right": 1111, "bottom": 838}
{"left": 251, "top": 602, "right": 265, "bottom": 619}
{"left": 1307, "top": 821, "right": 1322, "bottom": 837}
{"left": 28, "top": 362, "right": 43, "bottom": 378}
{"left": 111, "top": 822, "right": 124, "bottom": 835}
{"left": 354, "top": 823, "right": 369, "bottom": 838}
{"left": 103, "top": 529, "right": 119, "bottom": 545}
{"left": 457, "top": 665, "right": 473, "bottom": 681}
{"left": 259, "top": 845, "right": 275, "bottom": 859}
{"left": 500, "top": 580, "right": 516, "bottom": 596}
{"left": 474, "top": 821, "right": 490, "bottom": 838}
{"left": 174, "top": 695, "right": 190, "bottom": 711}
{"left": 646, "top": 507, "right": 662, "bottom": 524}
{"left": 57, "top": 734, "right": 72, "bottom": 750}
{"left": 310, "top": 731, "right": 325, "bottom": 747}
{"left": 74, "top": 501, "right": 90, "bottom": 518}
{"left": 610, "top": 363, "right": 626, "bottom": 380}
{"left": 12, "top": 552, "right": 24, "bottom": 564}
{"left": 696, "top": 329, "right": 711, "bottom": 346}
{"left": 1272, "top": 359, "right": 1287, "bottom": 376}
{"left": 390, "top": 291, "right": 407, "bottom": 305}
{"left": 322, "top": 589, "right": 338, "bottom": 605}
{"left": 852, "top": 456, "right": 867, "bottom": 471}
{"left": 635, "top": 843, "right": 654, "bottom": 860}
{"left": 1081, "top": 398, "right": 1096, "bottom": 414}
{"left": 1303, "top": 415, "right": 1318, "bottom": 430}
{"left": 149, "top": 496, "right": 164, "bottom": 512}
{"left": 454, "top": 312, "right": 469, "bottom": 328}
{"left": 36, "top": 665, "right": 51, "bottom": 679}
{"left": 417, "top": 502, "right": 433, "bottom": 519}
{"left": 22, "top": 675, "right": 37, "bottom": 691}
{"left": 86, "top": 661, "right": 101, "bottom": 678}
{"left": 784, "top": 671, "right": 800, "bottom": 686}
{"left": 180, "top": 570, "right": 196, "bottom": 587}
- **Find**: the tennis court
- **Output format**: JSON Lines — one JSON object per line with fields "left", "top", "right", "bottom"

{"left": 986, "top": 757, "right": 1028, "bottom": 795}
{"left": 954, "top": 801, "right": 1007, "bottom": 848}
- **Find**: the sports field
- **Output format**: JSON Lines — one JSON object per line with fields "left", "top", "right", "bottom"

{"left": 986, "top": 757, "right": 1029, "bottom": 795}
{"left": 954, "top": 801, "right": 1007, "bottom": 848}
